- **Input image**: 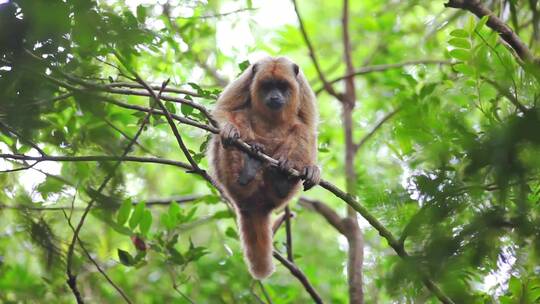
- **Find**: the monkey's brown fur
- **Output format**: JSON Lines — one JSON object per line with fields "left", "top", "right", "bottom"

{"left": 208, "top": 57, "right": 319, "bottom": 279}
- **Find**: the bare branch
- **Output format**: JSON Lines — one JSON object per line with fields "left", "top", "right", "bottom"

{"left": 272, "top": 210, "right": 294, "bottom": 234}
{"left": 292, "top": 0, "right": 343, "bottom": 101}
{"left": 299, "top": 197, "right": 346, "bottom": 234}
{"left": 273, "top": 251, "right": 323, "bottom": 304}
{"left": 107, "top": 82, "right": 203, "bottom": 98}
{"left": 175, "top": 7, "right": 257, "bottom": 19}
{"left": 316, "top": 60, "right": 451, "bottom": 95}
{"left": 284, "top": 206, "right": 294, "bottom": 262}
{"left": 445, "top": 0, "right": 538, "bottom": 63}
{"left": 62, "top": 203, "right": 132, "bottom": 304}
{"left": 0, "top": 154, "right": 192, "bottom": 170}
{"left": 0, "top": 121, "right": 46, "bottom": 155}
{"left": 353, "top": 108, "right": 401, "bottom": 154}
{"left": 145, "top": 195, "right": 200, "bottom": 206}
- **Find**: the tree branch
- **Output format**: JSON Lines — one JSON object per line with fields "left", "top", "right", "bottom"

{"left": 291, "top": 0, "right": 343, "bottom": 101}
{"left": 316, "top": 60, "right": 451, "bottom": 95}
{"left": 299, "top": 197, "right": 346, "bottom": 234}
{"left": 273, "top": 251, "right": 323, "bottom": 304}
{"left": 445, "top": 0, "right": 538, "bottom": 63}
{"left": 353, "top": 108, "right": 401, "bottom": 154}
{"left": 64, "top": 83, "right": 162, "bottom": 303}
{"left": 0, "top": 121, "right": 46, "bottom": 155}
{"left": 62, "top": 206, "right": 132, "bottom": 304}
{"left": 0, "top": 154, "right": 192, "bottom": 170}
{"left": 284, "top": 206, "right": 294, "bottom": 262}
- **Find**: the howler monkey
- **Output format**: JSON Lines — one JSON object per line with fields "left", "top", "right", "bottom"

{"left": 208, "top": 57, "right": 319, "bottom": 279}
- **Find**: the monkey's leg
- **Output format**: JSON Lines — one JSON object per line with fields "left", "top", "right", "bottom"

{"left": 265, "top": 166, "right": 299, "bottom": 198}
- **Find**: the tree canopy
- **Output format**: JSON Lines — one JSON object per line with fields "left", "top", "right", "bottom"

{"left": 1, "top": 0, "right": 540, "bottom": 303}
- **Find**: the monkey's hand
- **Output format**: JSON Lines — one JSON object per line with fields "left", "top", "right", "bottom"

{"left": 220, "top": 123, "right": 240, "bottom": 148}
{"left": 276, "top": 155, "right": 296, "bottom": 174}
{"left": 249, "top": 142, "right": 265, "bottom": 154}
{"left": 301, "top": 165, "right": 321, "bottom": 191}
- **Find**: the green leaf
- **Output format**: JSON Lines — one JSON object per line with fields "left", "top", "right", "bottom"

{"left": 454, "top": 63, "right": 475, "bottom": 76}
{"left": 475, "top": 15, "right": 489, "bottom": 32}
{"left": 181, "top": 104, "right": 193, "bottom": 117}
{"left": 187, "top": 82, "right": 201, "bottom": 90}
{"left": 117, "top": 198, "right": 132, "bottom": 226}
{"left": 168, "top": 201, "right": 180, "bottom": 226}
{"left": 449, "top": 49, "right": 470, "bottom": 61}
{"left": 168, "top": 247, "right": 185, "bottom": 265}
{"left": 238, "top": 60, "right": 250, "bottom": 73}
{"left": 450, "top": 29, "right": 469, "bottom": 38}
{"left": 213, "top": 210, "right": 233, "bottom": 219}
{"left": 118, "top": 249, "right": 135, "bottom": 266}
{"left": 160, "top": 213, "right": 173, "bottom": 230}
{"left": 37, "top": 178, "right": 64, "bottom": 199}
{"left": 139, "top": 210, "right": 152, "bottom": 236}
{"left": 508, "top": 276, "right": 522, "bottom": 295}
{"left": 136, "top": 5, "right": 147, "bottom": 23}
{"left": 419, "top": 83, "right": 437, "bottom": 99}
{"left": 129, "top": 202, "right": 145, "bottom": 229}
{"left": 225, "top": 227, "right": 238, "bottom": 240}
{"left": 165, "top": 102, "right": 176, "bottom": 114}
{"left": 448, "top": 38, "right": 471, "bottom": 49}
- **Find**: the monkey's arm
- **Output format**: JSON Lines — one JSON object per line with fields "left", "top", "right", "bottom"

{"left": 273, "top": 122, "right": 320, "bottom": 191}
{"left": 215, "top": 108, "right": 265, "bottom": 185}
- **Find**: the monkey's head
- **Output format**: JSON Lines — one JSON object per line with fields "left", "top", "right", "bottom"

{"left": 249, "top": 57, "right": 300, "bottom": 118}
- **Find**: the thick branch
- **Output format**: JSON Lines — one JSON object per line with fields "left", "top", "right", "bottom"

{"left": 341, "top": 0, "right": 364, "bottom": 302}
{"left": 299, "top": 197, "right": 346, "bottom": 234}
{"left": 445, "top": 0, "right": 537, "bottom": 63}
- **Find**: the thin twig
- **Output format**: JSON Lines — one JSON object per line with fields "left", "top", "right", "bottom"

{"left": 0, "top": 121, "right": 46, "bottom": 155}
{"left": 353, "top": 108, "right": 401, "bottom": 154}
{"left": 292, "top": 0, "right": 343, "bottom": 101}
{"left": 316, "top": 60, "right": 452, "bottom": 95}
{"left": 61, "top": 194, "right": 132, "bottom": 304}
{"left": 284, "top": 206, "right": 294, "bottom": 262}
{"left": 273, "top": 251, "right": 323, "bottom": 304}
{"left": 0, "top": 154, "right": 192, "bottom": 170}
{"left": 176, "top": 7, "right": 256, "bottom": 19}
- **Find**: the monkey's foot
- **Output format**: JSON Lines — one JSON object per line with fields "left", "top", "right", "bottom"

{"left": 221, "top": 123, "right": 240, "bottom": 147}
{"left": 301, "top": 165, "right": 321, "bottom": 191}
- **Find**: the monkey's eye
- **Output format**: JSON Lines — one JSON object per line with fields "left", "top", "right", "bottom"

{"left": 275, "top": 80, "right": 289, "bottom": 92}
{"left": 260, "top": 79, "right": 290, "bottom": 93}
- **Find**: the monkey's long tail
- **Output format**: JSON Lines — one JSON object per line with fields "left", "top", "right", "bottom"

{"left": 238, "top": 211, "right": 274, "bottom": 279}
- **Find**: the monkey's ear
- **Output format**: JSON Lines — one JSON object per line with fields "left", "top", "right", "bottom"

{"left": 293, "top": 63, "right": 299, "bottom": 76}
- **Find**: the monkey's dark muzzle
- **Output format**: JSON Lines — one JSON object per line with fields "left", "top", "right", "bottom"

{"left": 266, "top": 97, "right": 285, "bottom": 110}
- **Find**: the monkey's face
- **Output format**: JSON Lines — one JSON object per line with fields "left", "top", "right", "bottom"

{"left": 258, "top": 78, "right": 291, "bottom": 111}
{"left": 251, "top": 58, "right": 300, "bottom": 115}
